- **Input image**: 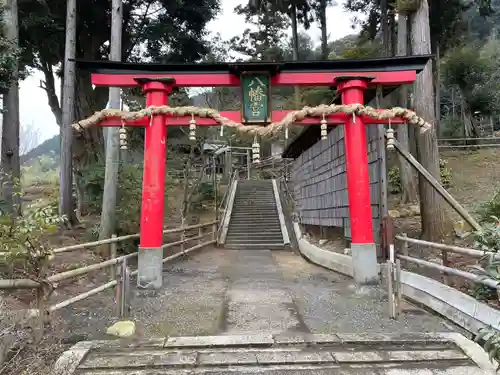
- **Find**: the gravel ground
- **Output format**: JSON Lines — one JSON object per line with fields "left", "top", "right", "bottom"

{"left": 54, "top": 246, "right": 453, "bottom": 342}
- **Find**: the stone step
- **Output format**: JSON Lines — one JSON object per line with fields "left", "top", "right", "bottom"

{"left": 234, "top": 199, "right": 276, "bottom": 203}
{"left": 230, "top": 212, "right": 279, "bottom": 216}
{"left": 227, "top": 236, "right": 283, "bottom": 241}
{"left": 229, "top": 222, "right": 280, "bottom": 226}
{"left": 225, "top": 243, "right": 286, "bottom": 250}
{"left": 54, "top": 332, "right": 485, "bottom": 374}
{"left": 224, "top": 242, "right": 285, "bottom": 247}
{"left": 228, "top": 227, "right": 282, "bottom": 232}
{"left": 228, "top": 225, "right": 282, "bottom": 230}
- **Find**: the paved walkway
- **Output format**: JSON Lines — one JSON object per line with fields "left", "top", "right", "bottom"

{"left": 56, "top": 247, "right": 499, "bottom": 374}
{"left": 126, "top": 247, "right": 452, "bottom": 338}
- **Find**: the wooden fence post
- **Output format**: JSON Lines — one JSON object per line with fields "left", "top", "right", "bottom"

{"left": 110, "top": 234, "right": 117, "bottom": 281}
{"left": 387, "top": 261, "right": 395, "bottom": 319}
{"left": 123, "top": 262, "right": 131, "bottom": 319}
{"left": 35, "top": 254, "right": 49, "bottom": 343}
{"left": 395, "top": 258, "right": 402, "bottom": 318}
{"left": 115, "top": 259, "right": 122, "bottom": 318}
{"left": 212, "top": 222, "right": 217, "bottom": 241}
{"left": 180, "top": 227, "right": 185, "bottom": 253}
{"left": 198, "top": 226, "right": 203, "bottom": 245}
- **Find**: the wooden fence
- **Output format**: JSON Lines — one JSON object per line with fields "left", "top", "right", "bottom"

{"left": 386, "top": 234, "right": 500, "bottom": 318}
{"left": 0, "top": 220, "right": 218, "bottom": 339}
{"left": 438, "top": 137, "right": 500, "bottom": 149}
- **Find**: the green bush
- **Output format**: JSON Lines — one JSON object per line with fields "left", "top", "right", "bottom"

{"left": 388, "top": 158, "right": 452, "bottom": 194}
{"left": 469, "top": 218, "right": 500, "bottom": 307}
{"left": 0, "top": 202, "right": 65, "bottom": 278}
{"left": 197, "top": 182, "right": 216, "bottom": 201}
{"left": 478, "top": 191, "right": 500, "bottom": 223}
{"left": 79, "top": 163, "right": 174, "bottom": 252}
{"left": 466, "top": 218, "right": 500, "bottom": 367}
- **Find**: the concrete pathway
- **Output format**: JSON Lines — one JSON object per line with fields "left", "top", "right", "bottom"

{"left": 128, "top": 247, "right": 452, "bottom": 338}
{"left": 55, "top": 247, "right": 498, "bottom": 374}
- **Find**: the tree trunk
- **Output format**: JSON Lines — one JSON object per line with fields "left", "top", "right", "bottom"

{"left": 380, "top": 0, "right": 389, "bottom": 57}
{"left": 435, "top": 45, "right": 441, "bottom": 136}
{"left": 290, "top": 4, "right": 300, "bottom": 107}
{"left": 98, "top": 0, "right": 122, "bottom": 248}
{"left": 410, "top": 0, "right": 451, "bottom": 240}
{"left": 319, "top": 0, "right": 328, "bottom": 59}
{"left": 397, "top": 13, "right": 418, "bottom": 204}
{"left": 1, "top": 0, "right": 21, "bottom": 217}
{"left": 60, "top": 0, "right": 78, "bottom": 225}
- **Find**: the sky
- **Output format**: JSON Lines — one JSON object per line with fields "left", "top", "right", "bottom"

{"left": 18, "top": 0, "right": 359, "bottom": 147}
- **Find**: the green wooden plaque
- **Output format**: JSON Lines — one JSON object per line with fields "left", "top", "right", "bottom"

{"left": 241, "top": 73, "right": 271, "bottom": 124}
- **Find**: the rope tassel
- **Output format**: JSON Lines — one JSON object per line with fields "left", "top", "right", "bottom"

{"left": 119, "top": 123, "right": 127, "bottom": 150}
{"left": 252, "top": 136, "right": 260, "bottom": 164}
{"left": 386, "top": 120, "right": 395, "bottom": 151}
{"left": 320, "top": 113, "right": 327, "bottom": 140}
{"left": 189, "top": 115, "right": 197, "bottom": 141}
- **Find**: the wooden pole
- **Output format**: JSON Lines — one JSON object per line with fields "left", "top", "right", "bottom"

{"left": 60, "top": 0, "right": 77, "bottom": 223}
{"left": 99, "top": 0, "right": 123, "bottom": 251}
{"left": 391, "top": 138, "right": 482, "bottom": 232}
{"left": 110, "top": 234, "right": 117, "bottom": 280}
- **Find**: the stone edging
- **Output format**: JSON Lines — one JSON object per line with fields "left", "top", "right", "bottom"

{"left": 293, "top": 221, "right": 500, "bottom": 371}
{"left": 271, "top": 179, "right": 290, "bottom": 245}
{"left": 219, "top": 180, "right": 238, "bottom": 244}
{"left": 52, "top": 332, "right": 497, "bottom": 374}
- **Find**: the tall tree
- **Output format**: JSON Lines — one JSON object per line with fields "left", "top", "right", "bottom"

{"left": 314, "top": 0, "right": 329, "bottom": 59}
{"left": 396, "top": 8, "right": 418, "bottom": 203}
{"left": 99, "top": 0, "right": 122, "bottom": 246}
{"left": 60, "top": 0, "right": 77, "bottom": 224}
{"left": 1, "top": 0, "right": 20, "bottom": 217}
{"left": 231, "top": 3, "right": 290, "bottom": 60}
{"left": 19, "top": 0, "right": 220, "bottom": 214}
{"left": 409, "top": 0, "right": 452, "bottom": 240}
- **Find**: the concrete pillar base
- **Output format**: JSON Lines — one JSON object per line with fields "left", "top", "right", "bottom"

{"left": 137, "top": 247, "right": 163, "bottom": 289}
{"left": 351, "top": 243, "right": 378, "bottom": 285}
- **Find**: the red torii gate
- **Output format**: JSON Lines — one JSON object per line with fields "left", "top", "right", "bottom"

{"left": 75, "top": 56, "right": 431, "bottom": 288}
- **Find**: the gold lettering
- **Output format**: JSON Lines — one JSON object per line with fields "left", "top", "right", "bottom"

{"left": 246, "top": 76, "right": 267, "bottom": 118}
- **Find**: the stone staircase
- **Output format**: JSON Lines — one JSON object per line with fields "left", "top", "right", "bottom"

{"left": 225, "top": 180, "right": 285, "bottom": 250}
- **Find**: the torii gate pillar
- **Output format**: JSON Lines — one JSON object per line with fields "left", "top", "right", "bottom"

{"left": 338, "top": 77, "right": 378, "bottom": 284}
{"left": 135, "top": 77, "right": 173, "bottom": 289}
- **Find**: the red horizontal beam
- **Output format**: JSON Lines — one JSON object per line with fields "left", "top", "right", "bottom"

{"left": 96, "top": 110, "right": 406, "bottom": 127}
{"left": 91, "top": 71, "right": 416, "bottom": 88}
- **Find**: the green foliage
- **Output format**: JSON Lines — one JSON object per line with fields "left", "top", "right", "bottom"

{"left": 340, "top": 42, "right": 381, "bottom": 59}
{"left": 0, "top": 198, "right": 65, "bottom": 278}
{"left": 468, "top": 217, "right": 500, "bottom": 301}
{"left": 470, "top": 214, "right": 500, "bottom": 368}
{"left": 0, "top": 5, "right": 21, "bottom": 92}
{"left": 388, "top": 167, "right": 402, "bottom": 194}
{"left": 197, "top": 182, "right": 216, "bottom": 202}
{"left": 230, "top": 3, "right": 290, "bottom": 61}
{"left": 80, "top": 163, "right": 175, "bottom": 251}
{"left": 21, "top": 154, "right": 59, "bottom": 187}
{"left": 478, "top": 191, "right": 500, "bottom": 223}
{"left": 470, "top": 283, "right": 497, "bottom": 300}
{"left": 475, "top": 326, "right": 500, "bottom": 370}
{"left": 440, "top": 114, "right": 464, "bottom": 137}
{"left": 388, "top": 159, "right": 452, "bottom": 194}
{"left": 343, "top": 0, "right": 482, "bottom": 52}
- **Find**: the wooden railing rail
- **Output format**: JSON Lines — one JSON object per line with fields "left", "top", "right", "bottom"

{"left": 0, "top": 220, "right": 219, "bottom": 339}
{"left": 386, "top": 234, "right": 500, "bottom": 319}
